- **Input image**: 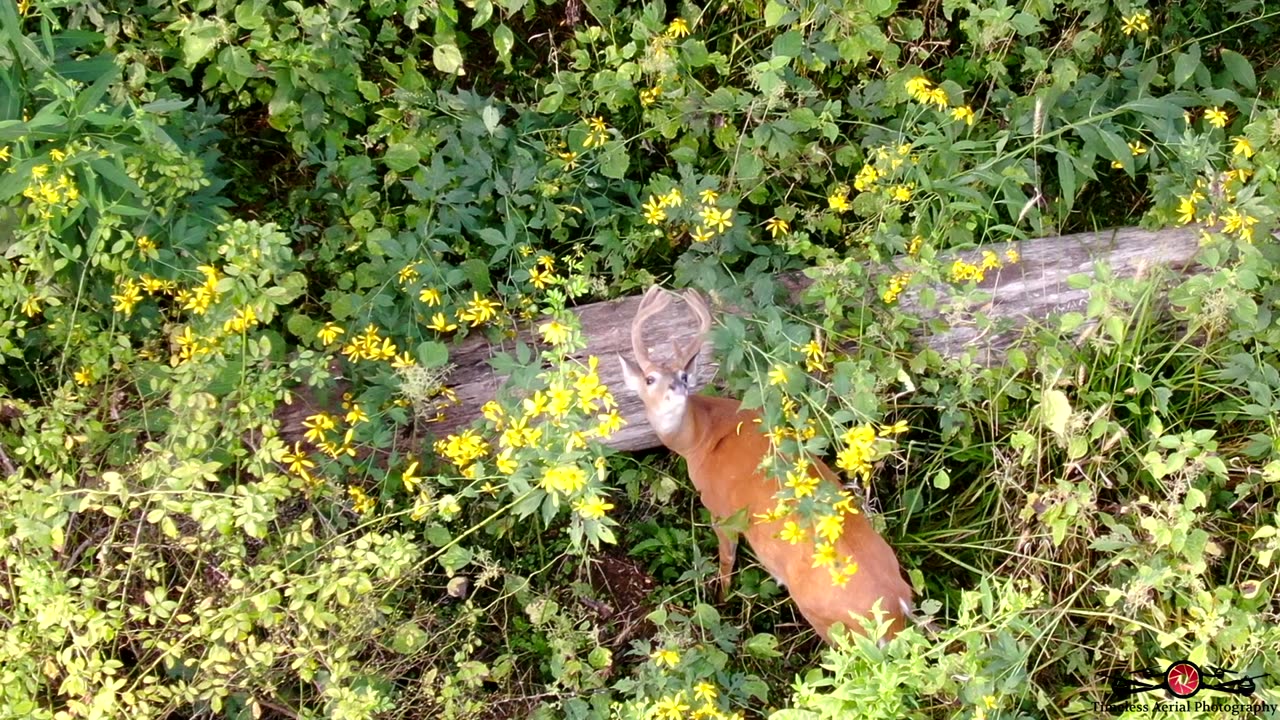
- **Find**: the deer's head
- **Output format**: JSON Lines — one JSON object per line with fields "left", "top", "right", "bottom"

{"left": 618, "top": 286, "right": 713, "bottom": 437}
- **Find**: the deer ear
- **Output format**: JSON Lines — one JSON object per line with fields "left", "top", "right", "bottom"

{"left": 679, "top": 346, "right": 700, "bottom": 384}
{"left": 618, "top": 355, "right": 645, "bottom": 395}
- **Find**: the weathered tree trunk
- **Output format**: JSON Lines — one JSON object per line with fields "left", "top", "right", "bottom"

{"left": 276, "top": 225, "right": 1204, "bottom": 453}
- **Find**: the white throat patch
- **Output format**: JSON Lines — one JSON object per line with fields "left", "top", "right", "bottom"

{"left": 648, "top": 395, "right": 686, "bottom": 437}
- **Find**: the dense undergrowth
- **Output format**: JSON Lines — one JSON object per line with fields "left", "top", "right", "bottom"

{"left": 2, "top": 0, "right": 1280, "bottom": 718}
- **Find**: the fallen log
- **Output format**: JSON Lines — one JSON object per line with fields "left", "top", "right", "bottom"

{"left": 276, "top": 225, "right": 1204, "bottom": 453}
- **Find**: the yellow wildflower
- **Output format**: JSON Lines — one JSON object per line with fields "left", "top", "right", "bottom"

{"left": 419, "top": 287, "right": 442, "bottom": 306}
{"left": 812, "top": 542, "right": 838, "bottom": 568}
{"left": 539, "top": 319, "right": 572, "bottom": 345}
{"left": 642, "top": 195, "right": 667, "bottom": 225}
{"left": 572, "top": 495, "right": 615, "bottom": 519}
{"left": 282, "top": 443, "right": 315, "bottom": 476}
{"left": 427, "top": 312, "right": 459, "bottom": 333}
{"left": 596, "top": 409, "right": 625, "bottom": 437}
{"left": 457, "top": 292, "right": 501, "bottom": 327}
{"left": 905, "top": 76, "right": 933, "bottom": 102}
{"left": 397, "top": 262, "right": 420, "bottom": 285}
{"left": 951, "top": 105, "right": 976, "bottom": 124}
{"left": 1205, "top": 107, "right": 1229, "bottom": 128}
{"left": 583, "top": 116, "right": 609, "bottom": 148}
{"left": 1233, "top": 137, "right": 1254, "bottom": 159}
{"left": 666, "top": 17, "right": 690, "bottom": 38}
{"left": 111, "top": 278, "right": 143, "bottom": 316}
{"left": 317, "top": 322, "right": 344, "bottom": 345}
{"left": 690, "top": 226, "right": 715, "bottom": 243}
{"left": 816, "top": 514, "right": 844, "bottom": 543}
{"left": 652, "top": 693, "right": 689, "bottom": 720}
{"left": 764, "top": 217, "right": 790, "bottom": 237}
{"left": 698, "top": 188, "right": 719, "bottom": 204}
{"left": 348, "top": 486, "right": 376, "bottom": 515}
{"left": 827, "top": 189, "right": 850, "bottom": 213}
{"left": 853, "top": 164, "right": 878, "bottom": 192}
{"left": 799, "top": 338, "right": 827, "bottom": 373}
{"left": 650, "top": 648, "right": 681, "bottom": 668}
{"left": 767, "top": 365, "right": 789, "bottom": 386}
{"left": 1121, "top": 10, "right": 1151, "bottom": 35}
{"left": 541, "top": 464, "right": 587, "bottom": 497}
{"left": 779, "top": 520, "right": 805, "bottom": 545}
{"left": 1221, "top": 207, "right": 1259, "bottom": 242}
{"left": 699, "top": 206, "right": 734, "bottom": 233}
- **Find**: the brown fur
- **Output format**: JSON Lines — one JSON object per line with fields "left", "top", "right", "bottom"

{"left": 620, "top": 286, "right": 914, "bottom": 643}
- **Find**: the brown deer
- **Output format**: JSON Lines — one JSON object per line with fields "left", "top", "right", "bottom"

{"left": 618, "top": 286, "right": 915, "bottom": 643}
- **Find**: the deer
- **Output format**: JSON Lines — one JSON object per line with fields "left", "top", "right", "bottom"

{"left": 618, "top": 285, "right": 916, "bottom": 644}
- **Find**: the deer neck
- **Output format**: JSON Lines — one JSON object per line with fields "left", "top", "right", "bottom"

{"left": 653, "top": 396, "right": 719, "bottom": 461}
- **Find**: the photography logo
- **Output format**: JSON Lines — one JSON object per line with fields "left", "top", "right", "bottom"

{"left": 1101, "top": 659, "right": 1275, "bottom": 715}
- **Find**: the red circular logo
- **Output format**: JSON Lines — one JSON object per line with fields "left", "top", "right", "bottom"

{"left": 1166, "top": 661, "right": 1201, "bottom": 698}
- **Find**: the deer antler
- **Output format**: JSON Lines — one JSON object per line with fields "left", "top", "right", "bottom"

{"left": 671, "top": 289, "right": 713, "bottom": 368}
{"left": 630, "top": 285, "right": 673, "bottom": 369}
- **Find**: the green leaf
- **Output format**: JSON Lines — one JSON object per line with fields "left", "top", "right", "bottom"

{"left": 461, "top": 258, "right": 492, "bottom": 294}
{"left": 438, "top": 544, "right": 472, "bottom": 574}
{"left": 390, "top": 622, "right": 429, "bottom": 654}
{"left": 384, "top": 143, "right": 421, "bottom": 172}
{"left": 743, "top": 632, "right": 783, "bottom": 658}
{"left": 1055, "top": 148, "right": 1075, "bottom": 218}
{"left": 234, "top": 1, "right": 265, "bottom": 29}
{"left": 1220, "top": 49, "right": 1255, "bottom": 90}
{"left": 89, "top": 158, "right": 144, "bottom": 197}
{"left": 471, "top": 0, "right": 493, "bottom": 28}
{"left": 772, "top": 30, "right": 803, "bottom": 58}
{"left": 1173, "top": 47, "right": 1200, "bottom": 88}
{"left": 493, "top": 24, "right": 515, "bottom": 69}
{"left": 482, "top": 105, "right": 501, "bottom": 134}
{"left": 433, "top": 43, "right": 465, "bottom": 75}
{"left": 182, "top": 17, "right": 223, "bottom": 65}
{"left": 599, "top": 142, "right": 629, "bottom": 179}
{"left": 1040, "top": 388, "right": 1072, "bottom": 437}
{"left": 763, "top": 0, "right": 788, "bottom": 26}
{"left": 417, "top": 341, "right": 449, "bottom": 368}
{"left": 139, "top": 98, "right": 192, "bottom": 114}
{"left": 692, "top": 603, "right": 720, "bottom": 628}
{"left": 1097, "top": 127, "right": 1132, "bottom": 173}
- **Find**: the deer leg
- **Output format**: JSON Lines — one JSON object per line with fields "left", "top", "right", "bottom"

{"left": 713, "top": 526, "right": 737, "bottom": 602}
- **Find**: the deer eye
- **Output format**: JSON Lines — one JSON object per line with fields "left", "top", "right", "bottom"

{"left": 678, "top": 371, "right": 689, "bottom": 383}
{"left": 645, "top": 375, "right": 656, "bottom": 386}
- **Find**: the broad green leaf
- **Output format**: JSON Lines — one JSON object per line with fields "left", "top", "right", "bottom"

{"left": 599, "top": 142, "right": 629, "bottom": 179}
{"left": 417, "top": 341, "right": 449, "bottom": 368}
{"left": 482, "top": 105, "right": 501, "bottom": 134}
{"left": 1040, "top": 388, "right": 1072, "bottom": 437}
{"left": 763, "top": 0, "right": 788, "bottom": 26}
{"left": 182, "top": 17, "right": 222, "bottom": 65}
{"left": 438, "top": 544, "right": 472, "bottom": 574}
{"left": 1055, "top": 148, "right": 1075, "bottom": 218}
{"left": 433, "top": 43, "right": 465, "bottom": 75}
{"left": 1173, "top": 47, "right": 1200, "bottom": 88}
{"left": 493, "top": 23, "right": 515, "bottom": 69}
{"left": 461, "top": 258, "right": 493, "bottom": 294}
{"left": 471, "top": 0, "right": 493, "bottom": 28}
{"left": 384, "top": 143, "right": 421, "bottom": 171}
{"left": 1220, "top": 49, "right": 1255, "bottom": 90}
